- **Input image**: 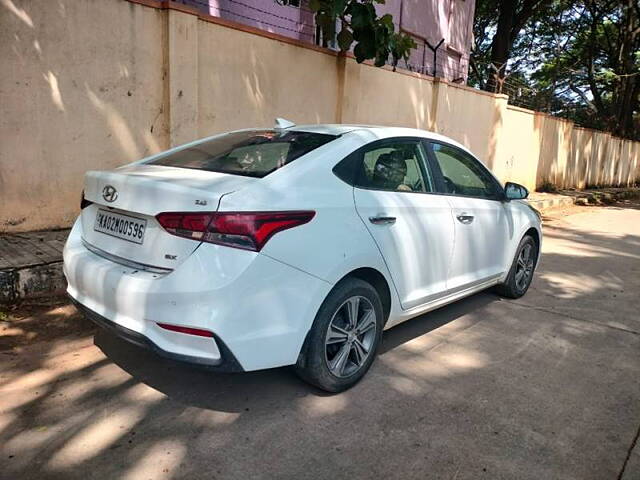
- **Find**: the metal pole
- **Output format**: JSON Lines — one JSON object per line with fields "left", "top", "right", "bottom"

{"left": 425, "top": 38, "right": 444, "bottom": 77}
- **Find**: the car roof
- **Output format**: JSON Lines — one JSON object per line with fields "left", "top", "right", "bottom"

{"left": 290, "top": 124, "right": 380, "bottom": 135}
{"left": 290, "top": 124, "right": 471, "bottom": 153}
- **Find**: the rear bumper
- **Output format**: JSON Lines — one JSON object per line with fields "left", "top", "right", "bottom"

{"left": 71, "top": 297, "right": 243, "bottom": 371}
{"left": 63, "top": 218, "right": 333, "bottom": 371}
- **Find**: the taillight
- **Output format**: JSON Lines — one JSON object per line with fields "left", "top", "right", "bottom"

{"left": 80, "top": 190, "right": 93, "bottom": 209}
{"left": 156, "top": 211, "right": 315, "bottom": 252}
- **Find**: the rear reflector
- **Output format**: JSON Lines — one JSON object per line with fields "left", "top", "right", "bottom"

{"left": 156, "top": 323, "right": 214, "bottom": 338}
{"left": 156, "top": 211, "right": 315, "bottom": 251}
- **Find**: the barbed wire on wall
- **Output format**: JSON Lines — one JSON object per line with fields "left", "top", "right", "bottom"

{"left": 403, "top": 55, "right": 470, "bottom": 83}
{"left": 173, "top": 0, "right": 316, "bottom": 38}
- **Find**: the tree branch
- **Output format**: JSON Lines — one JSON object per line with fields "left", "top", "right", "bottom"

{"left": 568, "top": 81, "right": 598, "bottom": 113}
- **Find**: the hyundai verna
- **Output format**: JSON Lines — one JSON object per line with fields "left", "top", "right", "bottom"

{"left": 64, "top": 120, "right": 541, "bottom": 392}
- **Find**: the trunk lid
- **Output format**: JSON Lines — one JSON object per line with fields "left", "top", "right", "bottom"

{"left": 81, "top": 164, "right": 256, "bottom": 269}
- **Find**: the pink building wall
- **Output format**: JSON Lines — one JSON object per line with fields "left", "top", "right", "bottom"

{"left": 173, "top": 0, "right": 474, "bottom": 82}
{"left": 388, "top": 0, "right": 475, "bottom": 81}
{"left": 176, "top": 0, "right": 316, "bottom": 40}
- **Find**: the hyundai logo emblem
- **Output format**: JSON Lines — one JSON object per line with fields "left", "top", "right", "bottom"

{"left": 102, "top": 185, "right": 118, "bottom": 203}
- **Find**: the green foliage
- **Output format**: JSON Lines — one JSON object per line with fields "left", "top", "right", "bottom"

{"left": 280, "top": 0, "right": 416, "bottom": 69}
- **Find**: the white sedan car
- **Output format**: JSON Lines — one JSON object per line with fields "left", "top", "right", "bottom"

{"left": 64, "top": 121, "right": 541, "bottom": 392}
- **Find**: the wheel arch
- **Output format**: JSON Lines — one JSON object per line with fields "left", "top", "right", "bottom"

{"left": 524, "top": 226, "right": 540, "bottom": 250}
{"left": 523, "top": 226, "right": 542, "bottom": 265}
{"left": 337, "top": 267, "right": 392, "bottom": 324}
{"left": 296, "top": 266, "right": 393, "bottom": 370}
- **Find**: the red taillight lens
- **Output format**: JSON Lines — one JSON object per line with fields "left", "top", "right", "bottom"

{"left": 80, "top": 190, "right": 93, "bottom": 209}
{"left": 156, "top": 322, "right": 214, "bottom": 338}
{"left": 155, "top": 212, "right": 212, "bottom": 241}
{"left": 156, "top": 211, "right": 315, "bottom": 251}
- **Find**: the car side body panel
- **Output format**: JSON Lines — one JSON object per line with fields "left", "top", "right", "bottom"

{"left": 217, "top": 133, "right": 404, "bottom": 323}
{"left": 444, "top": 195, "right": 511, "bottom": 290}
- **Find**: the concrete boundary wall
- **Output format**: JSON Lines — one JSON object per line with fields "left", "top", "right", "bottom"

{"left": 1, "top": 0, "right": 639, "bottom": 233}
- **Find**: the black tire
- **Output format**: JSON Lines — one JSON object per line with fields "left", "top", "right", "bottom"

{"left": 295, "top": 278, "right": 384, "bottom": 393}
{"left": 495, "top": 234, "right": 538, "bottom": 299}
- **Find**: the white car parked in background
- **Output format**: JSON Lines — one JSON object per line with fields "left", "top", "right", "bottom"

{"left": 64, "top": 120, "right": 542, "bottom": 392}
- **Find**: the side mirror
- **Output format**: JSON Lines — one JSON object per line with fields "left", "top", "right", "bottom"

{"left": 504, "top": 182, "right": 529, "bottom": 200}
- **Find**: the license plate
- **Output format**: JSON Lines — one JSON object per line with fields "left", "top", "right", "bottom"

{"left": 94, "top": 209, "right": 147, "bottom": 245}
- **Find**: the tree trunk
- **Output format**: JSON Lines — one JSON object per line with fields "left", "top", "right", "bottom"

{"left": 610, "top": 0, "right": 639, "bottom": 138}
{"left": 486, "top": 0, "right": 518, "bottom": 92}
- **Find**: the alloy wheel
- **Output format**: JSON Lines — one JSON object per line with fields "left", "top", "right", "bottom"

{"left": 514, "top": 243, "right": 535, "bottom": 291}
{"left": 324, "top": 295, "right": 377, "bottom": 378}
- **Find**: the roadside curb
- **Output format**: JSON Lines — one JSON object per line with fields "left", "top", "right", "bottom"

{"left": 571, "top": 188, "right": 640, "bottom": 206}
{"left": 529, "top": 187, "right": 640, "bottom": 213}
{"left": 527, "top": 195, "right": 574, "bottom": 213}
{"left": 0, "top": 262, "right": 66, "bottom": 304}
{"left": 0, "top": 230, "right": 69, "bottom": 305}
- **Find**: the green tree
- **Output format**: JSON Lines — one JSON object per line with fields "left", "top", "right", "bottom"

{"left": 537, "top": 1, "right": 639, "bottom": 138}
{"left": 279, "top": 0, "right": 417, "bottom": 70}
{"left": 471, "top": 0, "right": 640, "bottom": 140}
{"left": 470, "top": 0, "right": 551, "bottom": 92}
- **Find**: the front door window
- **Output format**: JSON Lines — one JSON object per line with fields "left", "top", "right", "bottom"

{"left": 430, "top": 143, "right": 501, "bottom": 200}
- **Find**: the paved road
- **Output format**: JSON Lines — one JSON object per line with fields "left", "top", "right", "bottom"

{"left": 1, "top": 202, "right": 639, "bottom": 480}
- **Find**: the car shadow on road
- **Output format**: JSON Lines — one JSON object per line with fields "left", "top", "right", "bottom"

{"left": 94, "top": 291, "right": 500, "bottom": 411}
{"left": 379, "top": 292, "right": 496, "bottom": 354}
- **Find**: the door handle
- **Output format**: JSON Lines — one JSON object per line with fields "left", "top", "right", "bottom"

{"left": 456, "top": 213, "right": 474, "bottom": 224}
{"left": 369, "top": 216, "right": 396, "bottom": 225}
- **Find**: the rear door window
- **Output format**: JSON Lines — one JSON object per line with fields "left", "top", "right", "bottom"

{"left": 356, "top": 141, "right": 434, "bottom": 193}
{"left": 148, "top": 130, "right": 338, "bottom": 178}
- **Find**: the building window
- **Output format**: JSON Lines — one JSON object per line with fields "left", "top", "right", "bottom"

{"left": 274, "top": 0, "right": 300, "bottom": 7}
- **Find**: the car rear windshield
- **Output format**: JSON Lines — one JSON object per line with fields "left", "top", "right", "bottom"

{"left": 147, "top": 130, "right": 338, "bottom": 178}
